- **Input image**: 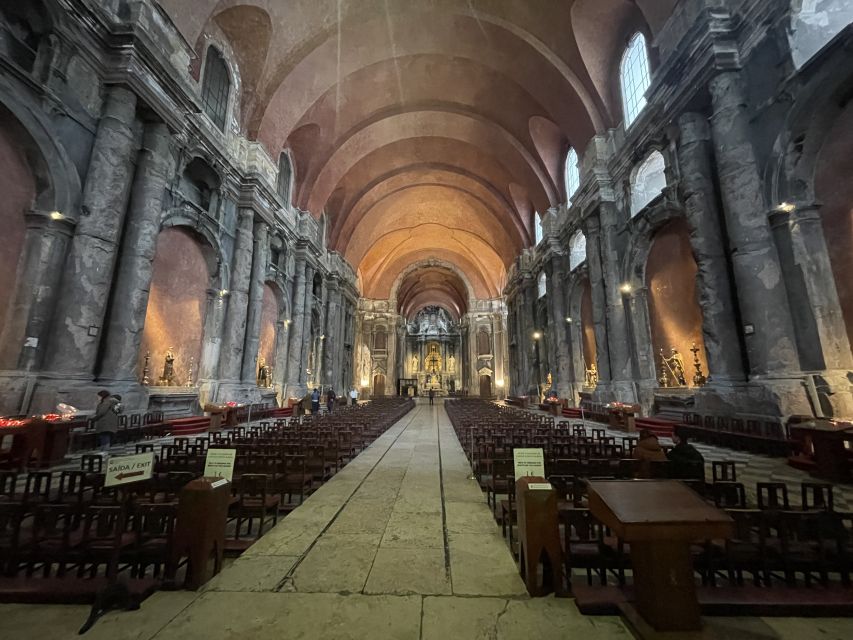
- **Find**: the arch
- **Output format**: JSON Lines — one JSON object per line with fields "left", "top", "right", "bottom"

{"left": 620, "top": 32, "right": 651, "bottom": 127}
{"left": 139, "top": 227, "right": 214, "bottom": 385}
{"left": 630, "top": 150, "right": 667, "bottom": 217}
{"left": 201, "top": 45, "right": 231, "bottom": 130}
{"left": 389, "top": 259, "right": 475, "bottom": 309}
{"left": 645, "top": 218, "right": 708, "bottom": 385}
{"left": 564, "top": 147, "right": 580, "bottom": 204}
{"left": 568, "top": 230, "right": 587, "bottom": 271}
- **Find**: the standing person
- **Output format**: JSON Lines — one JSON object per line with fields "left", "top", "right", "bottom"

{"left": 326, "top": 388, "right": 337, "bottom": 414}
{"left": 93, "top": 389, "right": 119, "bottom": 454}
{"left": 349, "top": 387, "right": 358, "bottom": 406}
{"left": 428, "top": 388, "right": 435, "bottom": 406}
{"left": 310, "top": 387, "right": 321, "bottom": 414}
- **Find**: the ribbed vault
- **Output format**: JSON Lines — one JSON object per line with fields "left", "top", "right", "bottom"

{"left": 157, "top": 0, "right": 678, "bottom": 310}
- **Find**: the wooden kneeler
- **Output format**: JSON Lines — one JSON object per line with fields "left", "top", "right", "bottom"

{"left": 172, "top": 477, "right": 231, "bottom": 589}
{"left": 516, "top": 476, "right": 567, "bottom": 596}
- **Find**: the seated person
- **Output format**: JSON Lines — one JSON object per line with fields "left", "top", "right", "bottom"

{"left": 631, "top": 429, "right": 667, "bottom": 478}
{"left": 666, "top": 426, "right": 705, "bottom": 481}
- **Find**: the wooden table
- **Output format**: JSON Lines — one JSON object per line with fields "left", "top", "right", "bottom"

{"left": 587, "top": 480, "right": 734, "bottom": 632}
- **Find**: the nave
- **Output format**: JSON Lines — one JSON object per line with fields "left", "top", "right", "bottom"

{"left": 2, "top": 402, "right": 852, "bottom": 640}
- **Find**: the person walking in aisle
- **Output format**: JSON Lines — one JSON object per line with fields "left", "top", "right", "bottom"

{"left": 326, "top": 388, "right": 337, "bottom": 414}
{"left": 311, "top": 387, "right": 321, "bottom": 414}
{"left": 428, "top": 388, "right": 435, "bottom": 406}
{"left": 349, "top": 387, "right": 358, "bottom": 405}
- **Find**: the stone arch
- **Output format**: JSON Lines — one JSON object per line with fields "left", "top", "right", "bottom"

{"left": 159, "top": 216, "right": 226, "bottom": 289}
{"left": 388, "top": 259, "right": 476, "bottom": 311}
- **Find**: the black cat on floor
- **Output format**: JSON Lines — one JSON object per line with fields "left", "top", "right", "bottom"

{"left": 78, "top": 582, "right": 142, "bottom": 635}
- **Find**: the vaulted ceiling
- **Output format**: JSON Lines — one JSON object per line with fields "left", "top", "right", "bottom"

{"left": 158, "top": 0, "right": 678, "bottom": 314}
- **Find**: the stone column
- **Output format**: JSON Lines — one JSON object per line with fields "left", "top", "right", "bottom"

{"left": 545, "top": 253, "right": 572, "bottom": 398}
{"left": 598, "top": 201, "right": 635, "bottom": 400}
{"left": 708, "top": 72, "right": 799, "bottom": 375}
{"left": 677, "top": 112, "right": 746, "bottom": 382}
{"left": 199, "top": 289, "right": 227, "bottom": 381}
{"left": 770, "top": 203, "right": 853, "bottom": 372}
{"left": 0, "top": 212, "right": 74, "bottom": 372}
{"left": 99, "top": 122, "right": 174, "bottom": 383}
{"left": 322, "top": 281, "right": 341, "bottom": 387}
{"left": 44, "top": 86, "right": 139, "bottom": 377}
{"left": 582, "top": 213, "right": 612, "bottom": 386}
{"left": 285, "top": 255, "right": 308, "bottom": 393}
{"left": 299, "top": 265, "right": 317, "bottom": 386}
{"left": 218, "top": 209, "right": 255, "bottom": 383}
{"left": 241, "top": 221, "right": 270, "bottom": 384}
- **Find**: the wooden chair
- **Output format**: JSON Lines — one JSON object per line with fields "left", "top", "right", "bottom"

{"left": 711, "top": 481, "right": 747, "bottom": 509}
{"left": 561, "top": 507, "right": 606, "bottom": 587}
{"left": 801, "top": 482, "right": 833, "bottom": 511}
{"left": 230, "top": 474, "right": 280, "bottom": 540}
{"left": 757, "top": 482, "right": 790, "bottom": 511}
{"left": 712, "top": 460, "right": 737, "bottom": 483}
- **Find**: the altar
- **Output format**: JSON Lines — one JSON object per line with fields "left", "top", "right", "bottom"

{"left": 405, "top": 306, "right": 461, "bottom": 396}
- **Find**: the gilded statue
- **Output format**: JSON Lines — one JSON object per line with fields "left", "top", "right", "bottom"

{"left": 159, "top": 347, "right": 175, "bottom": 386}
{"left": 659, "top": 347, "right": 687, "bottom": 387}
{"left": 257, "top": 357, "right": 271, "bottom": 388}
{"left": 584, "top": 362, "right": 598, "bottom": 387}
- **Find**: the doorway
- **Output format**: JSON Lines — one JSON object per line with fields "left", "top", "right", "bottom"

{"left": 373, "top": 374, "right": 386, "bottom": 397}
{"left": 479, "top": 374, "right": 492, "bottom": 398}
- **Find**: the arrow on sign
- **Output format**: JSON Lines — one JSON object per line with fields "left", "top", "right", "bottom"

{"left": 115, "top": 470, "right": 146, "bottom": 481}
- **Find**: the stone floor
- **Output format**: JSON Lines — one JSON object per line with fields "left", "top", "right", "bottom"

{"left": 3, "top": 401, "right": 853, "bottom": 639}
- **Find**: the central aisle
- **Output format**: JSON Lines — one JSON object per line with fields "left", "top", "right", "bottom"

{"left": 2, "top": 403, "right": 632, "bottom": 640}
{"left": 153, "top": 402, "right": 631, "bottom": 639}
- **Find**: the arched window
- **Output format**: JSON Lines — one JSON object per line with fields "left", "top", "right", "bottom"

{"left": 569, "top": 231, "right": 587, "bottom": 271}
{"left": 534, "top": 212, "right": 543, "bottom": 245}
{"left": 537, "top": 272, "right": 547, "bottom": 298}
{"left": 278, "top": 152, "right": 293, "bottom": 206}
{"left": 565, "top": 147, "right": 580, "bottom": 204}
{"left": 620, "top": 33, "right": 651, "bottom": 127}
{"left": 630, "top": 151, "right": 667, "bottom": 217}
{"left": 201, "top": 47, "right": 230, "bottom": 131}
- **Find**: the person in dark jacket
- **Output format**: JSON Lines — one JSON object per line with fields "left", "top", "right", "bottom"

{"left": 311, "top": 388, "right": 321, "bottom": 414}
{"left": 632, "top": 429, "right": 667, "bottom": 478}
{"left": 428, "top": 388, "right": 435, "bottom": 406}
{"left": 326, "top": 388, "right": 336, "bottom": 414}
{"left": 666, "top": 426, "right": 705, "bottom": 481}
{"left": 93, "top": 389, "right": 120, "bottom": 453}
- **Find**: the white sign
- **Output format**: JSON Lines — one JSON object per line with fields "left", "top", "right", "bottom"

{"left": 513, "top": 448, "right": 545, "bottom": 479}
{"left": 527, "top": 483, "right": 553, "bottom": 491}
{"left": 104, "top": 452, "right": 154, "bottom": 487}
{"left": 204, "top": 448, "right": 237, "bottom": 481}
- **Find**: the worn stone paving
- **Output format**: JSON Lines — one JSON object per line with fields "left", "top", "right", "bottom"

{"left": 3, "top": 401, "right": 853, "bottom": 639}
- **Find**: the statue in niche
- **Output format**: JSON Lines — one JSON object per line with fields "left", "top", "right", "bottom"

{"left": 447, "top": 354, "right": 455, "bottom": 372}
{"left": 257, "top": 357, "right": 271, "bottom": 388}
{"left": 669, "top": 347, "right": 687, "bottom": 386}
{"left": 159, "top": 348, "right": 176, "bottom": 386}
{"left": 411, "top": 355, "right": 419, "bottom": 372}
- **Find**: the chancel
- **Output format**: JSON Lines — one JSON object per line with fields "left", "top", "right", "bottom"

{"left": 0, "top": 0, "right": 852, "bottom": 638}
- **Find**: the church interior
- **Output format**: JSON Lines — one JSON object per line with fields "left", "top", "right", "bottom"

{"left": 1, "top": 1, "right": 853, "bottom": 638}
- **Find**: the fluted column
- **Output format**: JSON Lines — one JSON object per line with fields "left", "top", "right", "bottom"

{"left": 677, "top": 112, "right": 746, "bottom": 382}
{"left": 322, "top": 282, "right": 341, "bottom": 387}
{"left": 218, "top": 209, "right": 254, "bottom": 382}
{"left": 708, "top": 71, "right": 799, "bottom": 375}
{"left": 285, "top": 255, "right": 308, "bottom": 392}
{"left": 0, "top": 212, "right": 74, "bottom": 372}
{"left": 299, "top": 264, "right": 316, "bottom": 386}
{"left": 99, "top": 122, "right": 174, "bottom": 382}
{"left": 241, "top": 221, "right": 270, "bottom": 384}
{"left": 770, "top": 203, "right": 853, "bottom": 375}
{"left": 44, "top": 86, "right": 138, "bottom": 376}
{"left": 545, "top": 253, "right": 572, "bottom": 398}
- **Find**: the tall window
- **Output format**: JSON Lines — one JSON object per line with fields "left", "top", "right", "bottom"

{"left": 565, "top": 147, "right": 580, "bottom": 204}
{"left": 534, "top": 212, "right": 543, "bottom": 245}
{"left": 631, "top": 151, "right": 667, "bottom": 217}
{"left": 568, "top": 231, "right": 587, "bottom": 271}
{"left": 620, "top": 33, "right": 651, "bottom": 127}
{"left": 278, "top": 152, "right": 293, "bottom": 206}
{"left": 538, "top": 272, "right": 547, "bottom": 298}
{"left": 201, "top": 47, "right": 230, "bottom": 131}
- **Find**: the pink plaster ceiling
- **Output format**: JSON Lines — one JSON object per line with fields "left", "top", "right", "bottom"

{"left": 158, "top": 0, "right": 672, "bottom": 309}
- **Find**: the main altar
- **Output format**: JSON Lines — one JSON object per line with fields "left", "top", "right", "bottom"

{"left": 405, "top": 306, "right": 461, "bottom": 396}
